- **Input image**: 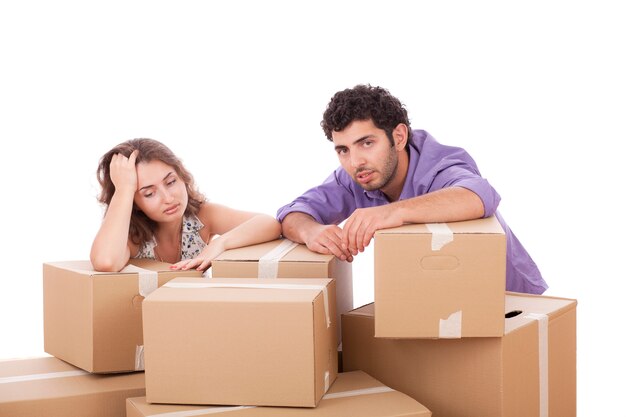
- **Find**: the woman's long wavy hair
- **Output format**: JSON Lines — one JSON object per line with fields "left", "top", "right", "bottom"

{"left": 96, "top": 138, "right": 205, "bottom": 247}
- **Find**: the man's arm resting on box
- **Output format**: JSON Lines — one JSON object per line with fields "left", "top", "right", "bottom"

{"left": 281, "top": 212, "right": 354, "bottom": 262}
{"left": 342, "top": 186, "right": 485, "bottom": 255}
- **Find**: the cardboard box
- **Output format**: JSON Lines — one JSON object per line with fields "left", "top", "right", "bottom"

{"left": 342, "top": 293, "right": 577, "bottom": 417}
{"left": 143, "top": 277, "right": 338, "bottom": 407}
{"left": 0, "top": 356, "right": 145, "bottom": 417}
{"left": 127, "top": 370, "right": 431, "bottom": 416}
{"left": 374, "top": 216, "right": 506, "bottom": 338}
{"left": 212, "top": 238, "right": 353, "bottom": 340}
{"left": 43, "top": 259, "right": 202, "bottom": 373}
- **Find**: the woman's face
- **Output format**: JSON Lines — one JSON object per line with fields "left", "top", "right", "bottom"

{"left": 133, "top": 159, "right": 188, "bottom": 224}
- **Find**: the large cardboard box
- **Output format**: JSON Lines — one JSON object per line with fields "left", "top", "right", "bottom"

{"left": 0, "top": 356, "right": 145, "bottom": 417}
{"left": 143, "top": 277, "right": 338, "bottom": 407}
{"left": 212, "top": 238, "right": 353, "bottom": 340}
{"left": 374, "top": 216, "right": 506, "bottom": 338}
{"left": 127, "top": 370, "right": 431, "bottom": 417}
{"left": 342, "top": 293, "right": 577, "bottom": 417}
{"left": 43, "top": 259, "right": 202, "bottom": 373}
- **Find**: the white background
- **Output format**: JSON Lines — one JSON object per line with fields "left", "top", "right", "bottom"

{"left": 1, "top": 1, "right": 624, "bottom": 414}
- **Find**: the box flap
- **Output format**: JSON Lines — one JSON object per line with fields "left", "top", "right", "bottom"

{"left": 214, "top": 239, "right": 332, "bottom": 263}
{"left": 43, "top": 259, "right": 182, "bottom": 275}
{"left": 503, "top": 292, "right": 577, "bottom": 334}
{"left": 375, "top": 216, "right": 504, "bottom": 236}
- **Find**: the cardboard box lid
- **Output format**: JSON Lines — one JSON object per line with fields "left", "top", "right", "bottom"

{"left": 374, "top": 215, "right": 504, "bottom": 236}
{"left": 504, "top": 292, "right": 577, "bottom": 334}
{"left": 214, "top": 239, "right": 334, "bottom": 263}
{"left": 147, "top": 277, "right": 334, "bottom": 304}
{"left": 127, "top": 371, "right": 430, "bottom": 416}
{"left": 43, "top": 259, "right": 180, "bottom": 276}
{"left": 0, "top": 357, "right": 145, "bottom": 403}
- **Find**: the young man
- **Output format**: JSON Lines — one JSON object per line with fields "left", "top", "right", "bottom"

{"left": 277, "top": 84, "right": 547, "bottom": 294}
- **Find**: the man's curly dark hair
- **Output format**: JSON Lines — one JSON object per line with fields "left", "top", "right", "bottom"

{"left": 321, "top": 84, "right": 412, "bottom": 144}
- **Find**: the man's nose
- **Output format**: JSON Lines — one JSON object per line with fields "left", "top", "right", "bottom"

{"left": 350, "top": 151, "right": 365, "bottom": 168}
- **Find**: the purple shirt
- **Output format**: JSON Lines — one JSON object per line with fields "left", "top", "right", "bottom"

{"left": 277, "top": 130, "right": 548, "bottom": 294}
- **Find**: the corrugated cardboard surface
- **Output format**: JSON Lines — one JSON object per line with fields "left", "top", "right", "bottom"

{"left": 342, "top": 293, "right": 577, "bottom": 417}
{"left": 43, "top": 259, "right": 202, "bottom": 373}
{"left": 127, "top": 370, "right": 431, "bottom": 416}
{"left": 0, "top": 356, "right": 145, "bottom": 417}
{"left": 374, "top": 216, "right": 506, "bottom": 338}
{"left": 143, "top": 277, "right": 338, "bottom": 407}
{"left": 212, "top": 239, "right": 353, "bottom": 341}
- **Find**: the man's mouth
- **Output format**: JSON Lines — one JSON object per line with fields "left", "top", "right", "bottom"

{"left": 356, "top": 169, "right": 375, "bottom": 184}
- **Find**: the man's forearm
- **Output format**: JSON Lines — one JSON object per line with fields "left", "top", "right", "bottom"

{"left": 280, "top": 212, "right": 318, "bottom": 244}
{"left": 393, "top": 186, "right": 485, "bottom": 224}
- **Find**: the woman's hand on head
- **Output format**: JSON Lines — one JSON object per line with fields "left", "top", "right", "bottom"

{"left": 110, "top": 150, "right": 139, "bottom": 194}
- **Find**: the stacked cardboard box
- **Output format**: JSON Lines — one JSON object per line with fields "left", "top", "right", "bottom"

{"left": 0, "top": 356, "right": 145, "bottom": 417}
{"left": 337, "top": 216, "right": 577, "bottom": 417}
{"left": 142, "top": 277, "right": 338, "bottom": 407}
{"left": 43, "top": 259, "right": 203, "bottom": 373}
{"left": 126, "top": 371, "right": 431, "bottom": 416}
{"left": 212, "top": 238, "right": 353, "bottom": 340}
{"left": 374, "top": 216, "right": 506, "bottom": 338}
{"left": 342, "top": 294, "right": 577, "bottom": 417}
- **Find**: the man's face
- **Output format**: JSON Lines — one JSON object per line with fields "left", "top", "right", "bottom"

{"left": 332, "top": 119, "right": 399, "bottom": 192}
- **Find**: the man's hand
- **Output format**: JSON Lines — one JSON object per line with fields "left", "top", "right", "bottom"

{"left": 341, "top": 205, "right": 403, "bottom": 255}
{"left": 303, "top": 223, "right": 354, "bottom": 262}
{"left": 281, "top": 212, "right": 354, "bottom": 262}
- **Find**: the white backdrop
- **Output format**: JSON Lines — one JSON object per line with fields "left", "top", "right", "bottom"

{"left": 1, "top": 1, "right": 624, "bottom": 414}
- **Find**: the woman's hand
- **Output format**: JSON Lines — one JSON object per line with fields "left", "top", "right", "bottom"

{"left": 110, "top": 150, "right": 138, "bottom": 194}
{"left": 170, "top": 238, "right": 226, "bottom": 271}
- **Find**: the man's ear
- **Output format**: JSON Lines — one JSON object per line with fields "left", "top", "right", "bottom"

{"left": 392, "top": 123, "right": 409, "bottom": 151}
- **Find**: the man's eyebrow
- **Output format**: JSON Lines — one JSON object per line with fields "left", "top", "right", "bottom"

{"left": 334, "top": 135, "right": 375, "bottom": 151}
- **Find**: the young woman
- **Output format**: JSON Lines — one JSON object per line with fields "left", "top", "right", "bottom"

{"left": 90, "top": 138, "right": 281, "bottom": 272}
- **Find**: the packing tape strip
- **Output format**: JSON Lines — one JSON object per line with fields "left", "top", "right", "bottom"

{"left": 135, "top": 345, "right": 145, "bottom": 371}
{"left": 0, "top": 369, "right": 89, "bottom": 384}
{"left": 122, "top": 264, "right": 159, "bottom": 297}
{"left": 323, "top": 385, "right": 395, "bottom": 400}
{"left": 140, "top": 384, "right": 396, "bottom": 416}
{"left": 524, "top": 313, "right": 549, "bottom": 417}
{"left": 439, "top": 310, "right": 463, "bottom": 338}
{"left": 257, "top": 239, "right": 299, "bottom": 278}
{"left": 425, "top": 222, "right": 454, "bottom": 250}
{"left": 146, "top": 406, "right": 255, "bottom": 417}
{"left": 164, "top": 281, "right": 331, "bottom": 328}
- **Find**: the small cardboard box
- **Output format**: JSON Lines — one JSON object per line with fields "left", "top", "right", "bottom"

{"left": 212, "top": 238, "right": 353, "bottom": 341}
{"left": 374, "top": 216, "right": 506, "bottom": 338}
{"left": 342, "top": 293, "right": 577, "bottom": 417}
{"left": 0, "top": 356, "right": 145, "bottom": 417}
{"left": 43, "top": 259, "right": 202, "bottom": 373}
{"left": 143, "top": 277, "right": 338, "bottom": 407}
{"left": 127, "top": 370, "right": 431, "bottom": 417}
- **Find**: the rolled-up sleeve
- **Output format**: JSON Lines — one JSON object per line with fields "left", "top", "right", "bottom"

{"left": 276, "top": 170, "right": 358, "bottom": 225}
{"left": 429, "top": 163, "right": 501, "bottom": 217}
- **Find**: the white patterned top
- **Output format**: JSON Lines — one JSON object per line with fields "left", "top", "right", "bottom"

{"left": 134, "top": 214, "right": 207, "bottom": 261}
